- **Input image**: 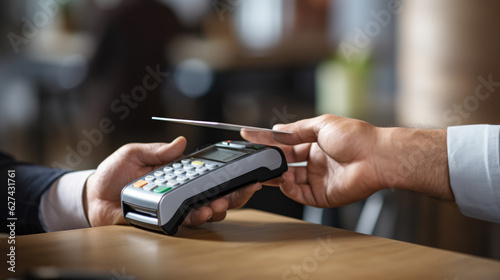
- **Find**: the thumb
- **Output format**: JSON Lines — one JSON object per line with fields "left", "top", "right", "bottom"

{"left": 272, "top": 115, "right": 337, "bottom": 145}
{"left": 125, "top": 136, "right": 187, "bottom": 166}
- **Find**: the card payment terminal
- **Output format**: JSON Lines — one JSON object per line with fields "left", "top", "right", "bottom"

{"left": 121, "top": 140, "right": 287, "bottom": 235}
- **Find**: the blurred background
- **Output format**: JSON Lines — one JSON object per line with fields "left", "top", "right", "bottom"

{"left": 1, "top": 0, "right": 499, "bottom": 259}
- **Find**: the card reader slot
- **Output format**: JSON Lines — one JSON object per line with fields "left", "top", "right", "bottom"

{"left": 123, "top": 202, "right": 161, "bottom": 232}
{"left": 124, "top": 202, "right": 157, "bottom": 217}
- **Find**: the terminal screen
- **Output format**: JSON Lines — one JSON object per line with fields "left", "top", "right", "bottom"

{"left": 197, "top": 147, "right": 247, "bottom": 163}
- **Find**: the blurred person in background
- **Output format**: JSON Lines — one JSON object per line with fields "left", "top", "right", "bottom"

{"left": 81, "top": 0, "right": 185, "bottom": 150}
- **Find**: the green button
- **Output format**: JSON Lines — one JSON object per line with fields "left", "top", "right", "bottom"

{"left": 154, "top": 185, "right": 172, "bottom": 193}
{"left": 253, "top": 146, "right": 260, "bottom": 149}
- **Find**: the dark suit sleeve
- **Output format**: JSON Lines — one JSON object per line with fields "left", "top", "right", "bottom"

{"left": 0, "top": 152, "right": 70, "bottom": 234}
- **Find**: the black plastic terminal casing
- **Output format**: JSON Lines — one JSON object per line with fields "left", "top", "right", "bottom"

{"left": 122, "top": 143, "right": 287, "bottom": 235}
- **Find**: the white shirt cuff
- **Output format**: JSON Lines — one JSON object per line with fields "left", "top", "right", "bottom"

{"left": 39, "top": 170, "right": 95, "bottom": 232}
{"left": 447, "top": 125, "right": 500, "bottom": 223}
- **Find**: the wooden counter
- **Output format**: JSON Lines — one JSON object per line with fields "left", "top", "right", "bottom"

{"left": 2, "top": 209, "right": 500, "bottom": 279}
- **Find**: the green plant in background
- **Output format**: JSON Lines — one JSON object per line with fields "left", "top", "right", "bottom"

{"left": 315, "top": 48, "right": 373, "bottom": 120}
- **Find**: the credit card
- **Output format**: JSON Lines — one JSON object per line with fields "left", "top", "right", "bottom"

{"left": 152, "top": 117, "right": 293, "bottom": 134}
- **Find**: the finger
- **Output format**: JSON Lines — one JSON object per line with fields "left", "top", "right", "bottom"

{"left": 289, "top": 142, "right": 313, "bottom": 163}
{"left": 272, "top": 115, "right": 340, "bottom": 145}
{"left": 120, "top": 136, "right": 187, "bottom": 167}
{"left": 208, "top": 211, "right": 227, "bottom": 223}
{"left": 182, "top": 206, "right": 213, "bottom": 227}
{"left": 224, "top": 183, "right": 262, "bottom": 209}
{"left": 208, "top": 198, "right": 230, "bottom": 214}
{"left": 279, "top": 172, "right": 318, "bottom": 207}
{"left": 182, "top": 198, "right": 230, "bottom": 226}
{"left": 241, "top": 134, "right": 313, "bottom": 169}
{"left": 263, "top": 164, "right": 307, "bottom": 187}
{"left": 262, "top": 177, "right": 281, "bottom": 186}
{"left": 112, "top": 207, "right": 127, "bottom": 225}
{"left": 241, "top": 130, "right": 283, "bottom": 146}
{"left": 147, "top": 136, "right": 187, "bottom": 166}
{"left": 292, "top": 143, "right": 328, "bottom": 185}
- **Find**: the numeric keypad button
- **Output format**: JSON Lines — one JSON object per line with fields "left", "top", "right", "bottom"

{"left": 155, "top": 178, "right": 167, "bottom": 184}
{"left": 165, "top": 174, "right": 177, "bottom": 180}
{"left": 196, "top": 167, "right": 208, "bottom": 174}
{"left": 174, "top": 169, "right": 186, "bottom": 176}
{"left": 163, "top": 167, "right": 174, "bottom": 173}
{"left": 183, "top": 165, "right": 195, "bottom": 171}
{"left": 154, "top": 171, "right": 165, "bottom": 177}
{"left": 143, "top": 183, "right": 157, "bottom": 191}
{"left": 206, "top": 163, "right": 219, "bottom": 170}
{"left": 186, "top": 171, "right": 199, "bottom": 178}
{"left": 177, "top": 175, "right": 189, "bottom": 183}
{"left": 167, "top": 181, "right": 180, "bottom": 188}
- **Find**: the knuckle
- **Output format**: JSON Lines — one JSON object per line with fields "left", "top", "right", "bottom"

{"left": 353, "top": 119, "right": 374, "bottom": 132}
{"left": 119, "top": 143, "right": 140, "bottom": 155}
{"left": 320, "top": 114, "right": 336, "bottom": 123}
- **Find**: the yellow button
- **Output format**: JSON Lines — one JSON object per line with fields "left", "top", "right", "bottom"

{"left": 191, "top": 160, "right": 205, "bottom": 167}
{"left": 133, "top": 180, "right": 148, "bottom": 188}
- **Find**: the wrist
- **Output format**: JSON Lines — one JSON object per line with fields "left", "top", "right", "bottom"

{"left": 84, "top": 174, "right": 97, "bottom": 227}
{"left": 83, "top": 175, "right": 91, "bottom": 226}
{"left": 375, "top": 127, "right": 453, "bottom": 201}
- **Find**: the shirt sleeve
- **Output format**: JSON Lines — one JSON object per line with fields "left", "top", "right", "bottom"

{"left": 39, "top": 170, "right": 95, "bottom": 232}
{"left": 447, "top": 125, "right": 500, "bottom": 223}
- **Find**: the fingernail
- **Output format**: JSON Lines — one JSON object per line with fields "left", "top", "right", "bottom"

{"left": 273, "top": 124, "right": 285, "bottom": 130}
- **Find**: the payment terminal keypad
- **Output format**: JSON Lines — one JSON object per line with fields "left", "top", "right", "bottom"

{"left": 132, "top": 158, "right": 221, "bottom": 194}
